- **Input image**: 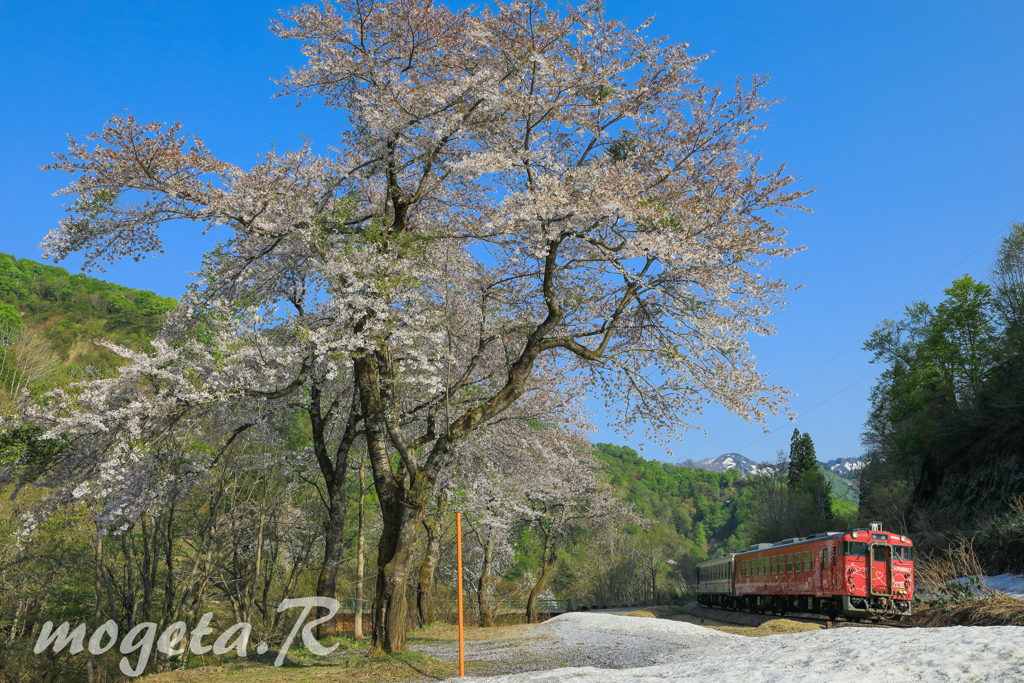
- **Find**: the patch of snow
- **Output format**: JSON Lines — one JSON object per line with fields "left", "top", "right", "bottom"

{"left": 948, "top": 574, "right": 1024, "bottom": 600}
{"left": 822, "top": 456, "right": 865, "bottom": 475}
{"left": 985, "top": 573, "right": 1024, "bottom": 599}
{"left": 678, "top": 453, "right": 760, "bottom": 475}
{"left": 444, "top": 613, "right": 1024, "bottom": 682}
{"left": 937, "top": 573, "right": 1024, "bottom": 598}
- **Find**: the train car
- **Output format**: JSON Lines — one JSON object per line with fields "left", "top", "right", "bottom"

{"left": 696, "top": 523, "right": 913, "bottom": 621}
{"left": 695, "top": 553, "right": 736, "bottom": 599}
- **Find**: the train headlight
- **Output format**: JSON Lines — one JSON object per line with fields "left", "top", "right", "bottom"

{"left": 901, "top": 536, "right": 907, "bottom": 542}
{"left": 851, "top": 531, "right": 859, "bottom": 539}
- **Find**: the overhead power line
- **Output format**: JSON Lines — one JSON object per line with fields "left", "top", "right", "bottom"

{"left": 679, "top": 207, "right": 1024, "bottom": 461}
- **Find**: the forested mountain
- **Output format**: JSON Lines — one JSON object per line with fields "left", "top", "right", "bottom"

{"left": 595, "top": 443, "right": 745, "bottom": 555}
{"left": 594, "top": 442, "right": 861, "bottom": 559}
{"left": 0, "top": 252, "right": 176, "bottom": 375}
{"left": 821, "top": 466, "right": 859, "bottom": 505}
{"left": 822, "top": 456, "right": 865, "bottom": 479}
{"left": 678, "top": 452, "right": 762, "bottom": 474}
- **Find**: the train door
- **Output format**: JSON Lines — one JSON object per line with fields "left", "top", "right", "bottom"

{"left": 869, "top": 543, "right": 892, "bottom": 596}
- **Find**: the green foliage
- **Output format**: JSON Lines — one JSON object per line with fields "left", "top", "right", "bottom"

{"left": 593, "top": 443, "right": 744, "bottom": 557}
{"left": 861, "top": 238, "right": 1024, "bottom": 555}
{"left": 692, "top": 522, "right": 707, "bottom": 549}
{"left": 0, "top": 302, "right": 23, "bottom": 330}
{"left": 831, "top": 496, "right": 858, "bottom": 520}
{"left": 0, "top": 425, "right": 68, "bottom": 485}
{"left": 820, "top": 465, "right": 859, "bottom": 504}
{"left": 0, "top": 252, "right": 176, "bottom": 372}
{"left": 787, "top": 428, "right": 817, "bottom": 490}
{"left": 509, "top": 526, "right": 543, "bottom": 580}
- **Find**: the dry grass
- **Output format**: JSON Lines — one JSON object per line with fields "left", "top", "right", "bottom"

{"left": 663, "top": 612, "right": 820, "bottom": 636}
{"left": 912, "top": 534, "right": 1024, "bottom": 627}
{"left": 141, "top": 651, "right": 486, "bottom": 683}
{"left": 139, "top": 623, "right": 531, "bottom": 683}
{"left": 913, "top": 594, "right": 1024, "bottom": 628}
{"left": 408, "top": 621, "right": 534, "bottom": 643}
{"left": 623, "top": 609, "right": 659, "bottom": 618}
{"left": 915, "top": 535, "right": 996, "bottom": 602}
{"left": 702, "top": 618, "right": 822, "bottom": 637}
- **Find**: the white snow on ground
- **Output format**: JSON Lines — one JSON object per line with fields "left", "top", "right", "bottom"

{"left": 444, "top": 613, "right": 1024, "bottom": 683}
{"left": 945, "top": 574, "right": 1024, "bottom": 600}
{"left": 984, "top": 573, "right": 1024, "bottom": 599}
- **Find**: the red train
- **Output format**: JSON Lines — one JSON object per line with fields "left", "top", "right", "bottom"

{"left": 695, "top": 523, "right": 914, "bottom": 620}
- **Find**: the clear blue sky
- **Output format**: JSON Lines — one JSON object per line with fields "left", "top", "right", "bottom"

{"left": 2, "top": 1, "right": 1022, "bottom": 465}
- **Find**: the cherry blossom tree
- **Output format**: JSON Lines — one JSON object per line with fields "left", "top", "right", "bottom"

{"left": 30, "top": 0, "right": 807, "bottom": 653}
{"left": 517, "top": 429, "right": 637, "bottom": 623}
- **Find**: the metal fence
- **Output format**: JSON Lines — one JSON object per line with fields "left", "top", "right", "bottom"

{"left": 335, "top": 597, "right": 583, "bottom": 614}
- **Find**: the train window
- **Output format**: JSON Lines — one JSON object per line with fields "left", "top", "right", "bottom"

{"left": 843, "top": 541, "right": 867, "bottom": 557}
{"left": 760, "top": 558, "right": 765, "bottom": 575}
{"left": 785, "top": 554, "right": 792, "bottom": 572}
{"left": 892, "top": 546, "right": 911, "bottom": 561}
{"left": 770, "top": 556, "right": 775, "bottom": 574}
{"left": 900, "top": 546, "right": 913, "bottom": 561}
{"left": 873, "top": 546, "right": 887, "bottom": 563}
{"left": 803, "top": 551, "right": 810, "bottom": 571}
{"left": 824, "top": 548, "right": 830, "bottom": 570}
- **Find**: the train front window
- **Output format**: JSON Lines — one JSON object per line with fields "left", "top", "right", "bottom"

{"left": 894, "top": 546, "right": 913, "bottom": 561}
{"left": 843, "top": 541, "right": 867, "bottom": 557}
{"left": 873, "top": 546, "right": 887, "bottom": 562}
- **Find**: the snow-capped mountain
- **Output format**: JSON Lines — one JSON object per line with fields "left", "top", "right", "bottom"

{"left": 822, "top": 456, "right": 865, "bottom": 478}
{"left": 677, "top": 453, "right": 764, "bottom": 475}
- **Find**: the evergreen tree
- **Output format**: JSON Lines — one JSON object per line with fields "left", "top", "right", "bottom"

{"left": 787, "top": 429, "right": 817, "bottom": 490}
{"left": 798, "top": 466, "right": 834, "bottom": 533}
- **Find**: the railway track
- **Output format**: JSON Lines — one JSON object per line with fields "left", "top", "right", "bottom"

{"left": 685, "top": 601, "right": 918, "bottom": 629}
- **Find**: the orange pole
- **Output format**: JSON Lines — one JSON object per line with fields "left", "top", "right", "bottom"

{"left": 457, "top": 511, "right": 465, "bottom": 677}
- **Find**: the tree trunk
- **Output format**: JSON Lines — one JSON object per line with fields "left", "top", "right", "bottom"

{"left": 525, "top": 560, "right": 555, "bottom": 624}
{"left": 356, "top": 354, "right": 438, "bottom": 654}
{"left": 310, "top": 390, "right": 360, "bottom": 638}
{"left": 370, "top": 492, "right": 429, "bottom": 653}
{"left": 353, "top": 457, "right": 367, "bottom": 640}
{"left": 477, "top": 529, "right": 495, "bottom": 628}
{"left": 526, "top": 530, "right": 556, "bottom": 624}
{"left": 417, "top": 494, "right": 448, "bottom": 627}
{"left": 87, "top": 530, "right": 103, "bottom": 683}
{"left": 315, "top": 480, "right": 349, "bottom": 638}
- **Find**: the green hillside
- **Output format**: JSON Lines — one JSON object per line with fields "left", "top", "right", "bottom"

{"left": 820, "top": 464, "right": 859, "bottom": 505}
{"left": 594, "top": 443, "right": 747, "bottom": 555}
{"left": 0, "top": 252, "right": 176, "bottom": 374}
